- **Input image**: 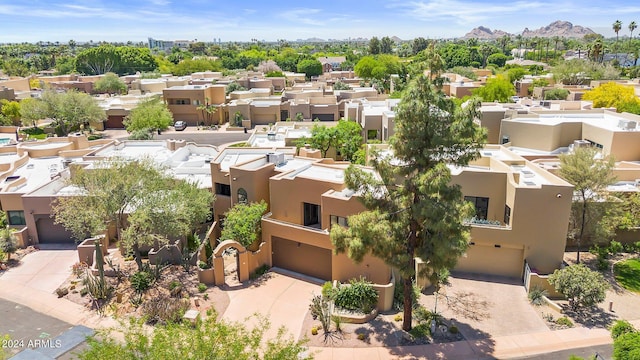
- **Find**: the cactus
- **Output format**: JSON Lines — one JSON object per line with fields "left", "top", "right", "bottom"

{"left": 95, "top": 240, "right": 105, "bottom": 283}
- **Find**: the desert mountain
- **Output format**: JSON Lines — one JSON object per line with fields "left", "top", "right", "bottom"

{"left": 463, "top": 26, "right": 512, "bottom": 40}
{"left": 521, "top": 20, "right": 595, "bottom": 38}
{"left": 463, "top": 20, "right": 596, "bottom": 39}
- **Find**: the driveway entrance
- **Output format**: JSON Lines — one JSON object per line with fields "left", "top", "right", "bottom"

{"left": 221, "top": 270, "right": 321, "bottom": 341}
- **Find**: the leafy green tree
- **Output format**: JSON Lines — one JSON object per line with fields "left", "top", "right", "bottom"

{"left": 544, "top": 88, "right": 570, "bottom": 100}
{"left": 559, "top": 147, "right": 616, "bottom": 263}
{"left": 171, "top": 58, "right": 222, "bottom": 76}
{"left": 225, "top": 82, "right": 247, "bottom": 95}
{"left": 487, "top": 53, "right": 508, "bottom": 67}
{"left": 93, "top": 72, "right": 127, "bottom": 95}
{"left": 412, "top": 37, "right": 429, "bottom": 55}
{"left": 77, "top": 315, "right": 309, "bottom": 360}
{"left": 2, "top": 59, "right": 30, "bottom": 77}
{"left": 472, "top": 75, "right": 515, "bottom": 102}
{"left": 220, "top": 201, "right": 267, "bottom": 248}
{"left": 0, "top": 228, "right": 17, "bottom": 261}
{"left": 52, "top": 159, "right": 211, "bottom": 271}
{"left": 75, "top": 45, "right": 157, "bottom": 75}
{"left": 548, "top": 264, "right": 609, "bottom": 311}
{"left": 297, "top": 120, "right": 362, "bottom": 160}
{"left": 380, "top": 36, "right": 394, "bottom": 54}
{"left": 123, "top": 97, "right": 173, "bottom": 133}
{"left": 0, "top": 99, "right": 21, "bottom": 126}
{"left": 369, "top": 37, "right": 381, "bottom": 55}
{"left": 583, "top": 82, "right": 640, "bottom": 111}
{"left": 297, "top": 59, "right": 322, "bottom": 79}
{"left": 121, "top": 179, "right": 213, "bottom": 267}
{"left": 19, "top": 90, "right": 105, "bottom": 136}
{"left": 506, "top": 67, "right": 526, "bottom": 83}
{"left": 331, "top": 72, "right": 486, "bottom": 331}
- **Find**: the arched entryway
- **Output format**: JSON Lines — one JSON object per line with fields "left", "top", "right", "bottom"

{"left": 212, "top": 240, "right": 249, "bottom": 286}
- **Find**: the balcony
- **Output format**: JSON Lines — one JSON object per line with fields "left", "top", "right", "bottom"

{"left": 262, "top": 212, "right": 328, "bottom": 234}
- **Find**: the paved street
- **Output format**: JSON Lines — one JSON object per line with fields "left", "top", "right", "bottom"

{"left": 0, "top": 298, "right": 73, "bottom": 358}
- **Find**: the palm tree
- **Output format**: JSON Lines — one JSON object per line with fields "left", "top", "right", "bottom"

{"left": 553, "top": 36, "right": 562, "bottom": 60}
{"left": 591, "top": 39, "right": 604, "bottom": 63}
{"left": 613, "top": 20, "right": 623, "bottom": 53}
{"left": 629, "top": 21, "right": 638, "bottom": 50}
{"left": 516, "top": 34, "right": 523, "bottom": 59}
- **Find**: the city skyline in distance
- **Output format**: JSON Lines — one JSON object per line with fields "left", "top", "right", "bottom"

{"left": 2, "top": 0, "right": 640, "bottom": 43}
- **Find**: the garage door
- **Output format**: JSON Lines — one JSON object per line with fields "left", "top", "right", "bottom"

{"left": 311, "top": 113, "right": 335, "bottom": 121}
{"left": 272, "top": 236, "right": 332, "bottom": 280}
{"left": 36, "top": 217, "right": 76, "bottom": 244}
{"left": 455, "top": 244, "right": 524, "bottom": 278}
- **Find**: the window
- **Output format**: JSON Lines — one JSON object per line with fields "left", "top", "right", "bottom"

{"left": 174, "top": 99, "right": 190, "bottom": 105}
{"left": 504, "top": 205, "right": 511, "bottom": 225}
{"left": 464, "top": 196, "right": 489, "bottom": 220}
{"left": 586, "top": 139, "right": 604, "bottom": 149}
{"left": 7, "top": 211, "right": 25, "bottom": 226}
{"left": 215, "top": 183, "right": 231, "bottom": 196}
{"left": 237, "top": 188, "right": 248, "bottom": 204}
{"left": 330, "top": 215, "right": 348, "bottom": 228}
{"left": 193, "top": 99, "right": 201, "bottom": 106}
{"left": 303, "top": 202, "right": 321, "bottom": 227}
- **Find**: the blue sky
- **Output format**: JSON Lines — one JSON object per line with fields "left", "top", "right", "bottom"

{"left": 2, "top": 0, "right": 640, "bottom": 43}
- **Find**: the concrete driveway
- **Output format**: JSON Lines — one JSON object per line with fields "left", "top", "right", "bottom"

{"left": 420, "top": 273, "right": 550, "bottom": 340}
{"left": 221, "top": 269, "right": 321, "bottom": 341}
{"left": 1, "top": 245, "right": 77, "bottom": 294}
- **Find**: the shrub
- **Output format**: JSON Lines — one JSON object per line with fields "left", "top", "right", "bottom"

{"left": 334, "top": 278, "right": 379, "bottom": 314}
{"left": 197, "top": 283, "right": 207, "bottom": 293}
{"left": 528, "top": 286, "right": 549, "bottom": 306}
{"left": 556, "top": 316, "right": 574, "bottom": 327}
{"left": 393, "top": 279, "right": 421, "bottom": 310}
{"left": 611, "top": 320, "right": 637, "bottom": 340}
{"left": 548, "top": 264, "right": 609, "bottom": 311}
{"left": 409, "top": 323, "right": 430, "bottom": 338}
{"left": 130, "top": 271, "right": 153, "bottom": 293}
{"left": 169, "top": 280, "right": 181, "bottom": 290}
{"left": 614, "top": 331, "right": 640, "bottom": 360}
{"left": 357, "top": 333, "right": 366, "bottom": 341}
{"left": 128, "top": 129, "right": 153, "bottom": 140}
{"left": 449, "top": 325, "right": 459, "bottom": 334}
{"left": 609, "top": 241, "right": 624, "bottom": 256}
{"left": 321, "top": 281, "right": 337, "bottom": 300}
{"left": 394, "top": 314, "right": 403, "bottom": 322}
{"left": 311, "top": 326, "right": 318, "bottom": 336}
{"left": 80, "top": 287, "right": 89, "bottom": 297}
{"left": 414, "top": 306, "right": 444, "bottom": 326}
{"left": 142, "top": 295, "right": 190, "bottom": 325}
{"left": 198, "top": 260, "right": 211, "bottom": 270}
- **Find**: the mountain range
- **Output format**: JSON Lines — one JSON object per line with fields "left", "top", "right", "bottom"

{"left": 463, "top": 20, "right": 596, "bottom": 40}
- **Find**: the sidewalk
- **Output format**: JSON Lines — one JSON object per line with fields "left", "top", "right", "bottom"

{"left": 0, "top": 278, "right": 119, "bottom": 330}
{"left": 309, "top": 324, "right": 615, "bottom": 359}
{"left": 0, "top": 273, "right": 625, "bottom": 360}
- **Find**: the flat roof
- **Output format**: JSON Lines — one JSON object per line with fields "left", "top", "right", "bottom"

{"left": 0, "top": 153, "right": 20, "bottom": 165}
{"left": 284, "top": 163, "right": 349, "bottom": 182}
{"left": 2, "top": 157, "right": 68, "bottom": 193}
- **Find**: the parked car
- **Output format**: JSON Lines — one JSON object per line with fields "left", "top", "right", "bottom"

{"left": 174, "top": 121, "right": 187, "bottom": 131}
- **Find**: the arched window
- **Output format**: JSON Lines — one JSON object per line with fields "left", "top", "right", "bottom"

{"left": 237, "top": 188, "right": 248, "bottom": 204}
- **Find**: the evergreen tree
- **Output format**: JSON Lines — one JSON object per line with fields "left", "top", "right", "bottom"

{"left": 331, "top": 50, "right": 486, "bottom": 331}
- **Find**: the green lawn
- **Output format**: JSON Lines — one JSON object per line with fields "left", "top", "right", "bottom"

{"left": 614, "top": 258, "right": 640, "bottom": 293}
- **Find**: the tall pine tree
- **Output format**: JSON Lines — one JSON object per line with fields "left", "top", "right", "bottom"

{"left": 331, "top": 48, "right": 486, "bottom": 331}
